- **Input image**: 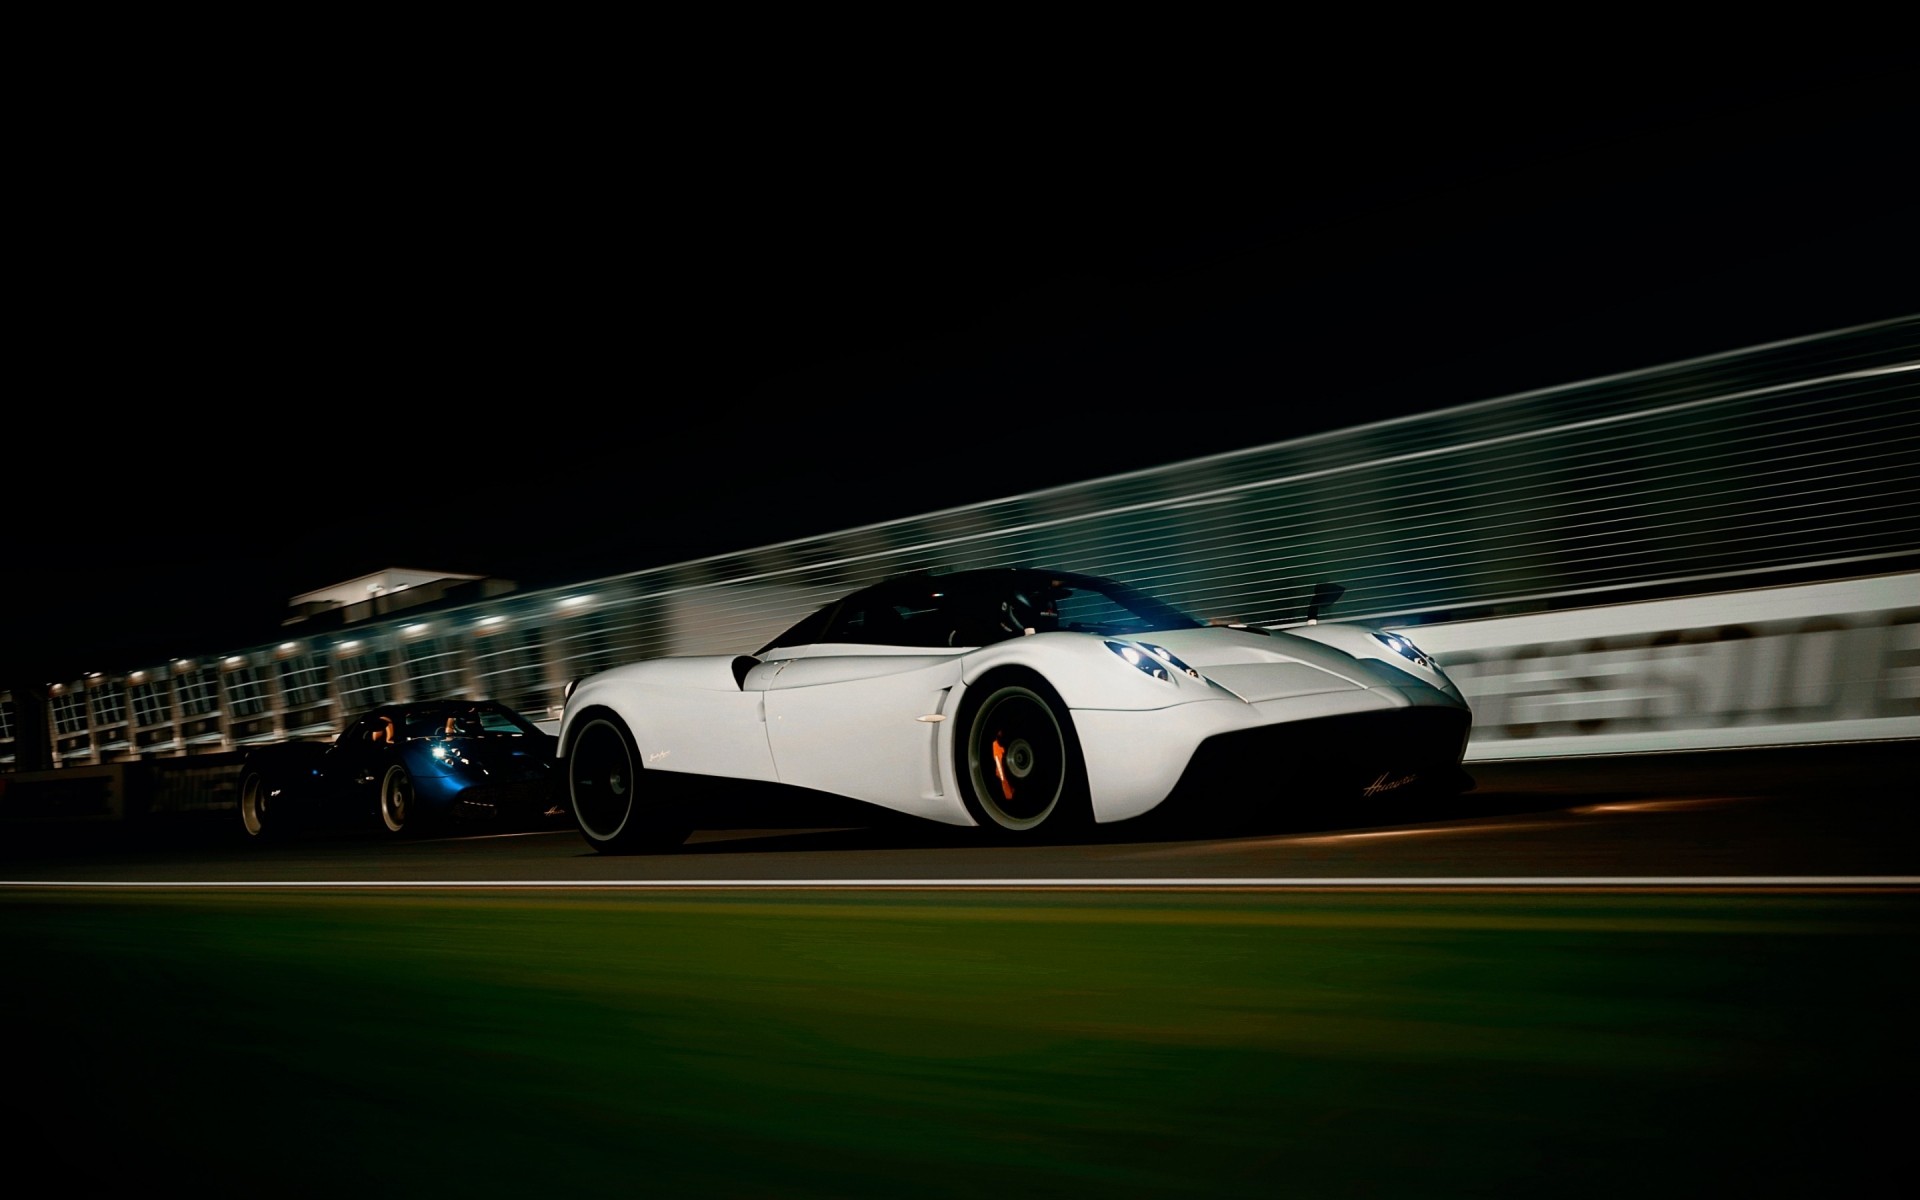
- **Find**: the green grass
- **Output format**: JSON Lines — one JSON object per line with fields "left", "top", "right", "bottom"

{"left": 2, "top": 889, "right": 1912, "bottom": 1198}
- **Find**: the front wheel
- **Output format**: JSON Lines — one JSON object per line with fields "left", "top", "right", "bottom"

{"left": 567, "top": 712, "right": 690, "bottom": 854}
{"left": 957, "top": 677, "right": 1090, "bottom": 840}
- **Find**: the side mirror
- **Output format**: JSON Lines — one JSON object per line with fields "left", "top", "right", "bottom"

{"left": 1306, "top": 582, "right": 1346, "bottom": 624}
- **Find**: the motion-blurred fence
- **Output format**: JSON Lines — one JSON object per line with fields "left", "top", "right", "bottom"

{"left": 5, "top": 316, "right": 1916, "bottom": 772}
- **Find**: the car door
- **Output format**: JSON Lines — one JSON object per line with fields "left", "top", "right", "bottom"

{"left": 757, "top": 646, "right": 965, "bottom": 820}
{"left": 754, "top": 595, "right": 968, "bottom": 821}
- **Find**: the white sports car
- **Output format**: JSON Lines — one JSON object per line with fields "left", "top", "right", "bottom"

{"left": 557, "top": 567, "right": 1474, "bottom": 853}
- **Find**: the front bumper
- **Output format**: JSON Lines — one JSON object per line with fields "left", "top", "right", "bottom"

{"left": 1161, "top": 705, "right": 1473, "bottom": 815}
{"left": 1075, "top": 684, "right": 1472, "bottom": 825}
{"left": 433, "top": 776, "right": 564, "bottom": 824}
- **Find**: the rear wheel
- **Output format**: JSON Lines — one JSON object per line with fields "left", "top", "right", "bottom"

{"left": 957, "top": 675, "right": 1090, "bottom": 839}
{"left": 238, "top": 769, "right": 283, "bottom": 843}
{"left": 378, "top": 765, "right": 416, "bottom": 835}
{"left": 567, "top": 712, "right": 690, "bottom": 854}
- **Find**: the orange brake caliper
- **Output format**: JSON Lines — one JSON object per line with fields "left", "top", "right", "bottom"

{"left": 991, "top": 735, "right": 1014, "bottom": 801}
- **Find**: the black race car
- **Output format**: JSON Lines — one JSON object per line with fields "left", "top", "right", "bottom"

{"left": 237, "top": 699, "right": 564, "bottom": 842}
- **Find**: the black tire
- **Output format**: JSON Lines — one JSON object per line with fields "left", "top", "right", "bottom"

{"left": 377, "top": 764, "right": 417, "bottom": 835}
{"left": 956, "top": 674, "right": 1090, "bottom": 839}
{"left": 238, "top": 768, "right": 285, "bottom": 843}
{"left": 567, "top": 711, "right": 691, "bottom": 854}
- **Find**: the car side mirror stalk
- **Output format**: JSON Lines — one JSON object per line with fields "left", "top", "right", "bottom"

{"left": 1306, "top": 582, "right": 1346, "bottom": 625}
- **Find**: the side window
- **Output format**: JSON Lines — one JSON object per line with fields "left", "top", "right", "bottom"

{"left": 942, "top": 594, "right": 1017, "bottom": 647}
{"left": 824, "top": 601, "right": 906, "bottom": 645}
{"left": 893, "top": 598, "right": 952, "bottom": 647}
{"left": 757, "top": 605, "right": 836, "bottom": 655}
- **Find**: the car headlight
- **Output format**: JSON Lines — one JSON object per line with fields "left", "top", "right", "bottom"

{"left": 1372, "top": 631, "right": 1439, "bottom": 670}
{"left": 1106, "top": 639, "right": 1202, "bottom": 683}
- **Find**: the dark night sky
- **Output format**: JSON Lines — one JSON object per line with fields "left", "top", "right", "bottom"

{"left": 6, "top": 59, "right": 1914, "bottom": 685}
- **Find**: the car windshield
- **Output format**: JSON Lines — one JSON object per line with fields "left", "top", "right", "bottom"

{"left": 1017, "top": 571, "right": 1204, "bottom": 637}
{"left": 757, "top": 569, "right": 1204, "bottom": 652}
{"left": 398, "top": 703, "right": 537, "bottom": 740}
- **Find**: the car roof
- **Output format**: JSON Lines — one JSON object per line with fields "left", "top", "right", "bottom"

{"left": 878, "top": 566, "right": 1104, "bottom": 593}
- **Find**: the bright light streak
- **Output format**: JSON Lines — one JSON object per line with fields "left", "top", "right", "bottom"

{"left": 1124, "top": 821, "right": 1564, "bottom": 856}
{"left": 1284, "top": 822, "right": 1557, "bottom": 845}
{"left": 1572, "top": 797, "right": 1744, "bottom": 814}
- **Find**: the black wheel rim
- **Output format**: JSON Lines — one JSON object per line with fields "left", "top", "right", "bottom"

{"left": 570, "top": 718, "right": 636, "bottom": 840}
{"left": 966, "top": 686, "right": 1065, "bottom": 830}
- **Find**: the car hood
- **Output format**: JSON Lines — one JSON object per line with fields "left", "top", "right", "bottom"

{"left": 1124, "top": 626, "right": 1379, "bottom": 702}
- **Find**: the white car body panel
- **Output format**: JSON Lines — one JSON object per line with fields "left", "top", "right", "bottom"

{"left": 756, "top": 645, "right": 971, "bottom": 824}
{"left": 566, "top": 657, "right": 778, "bottom": 783}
